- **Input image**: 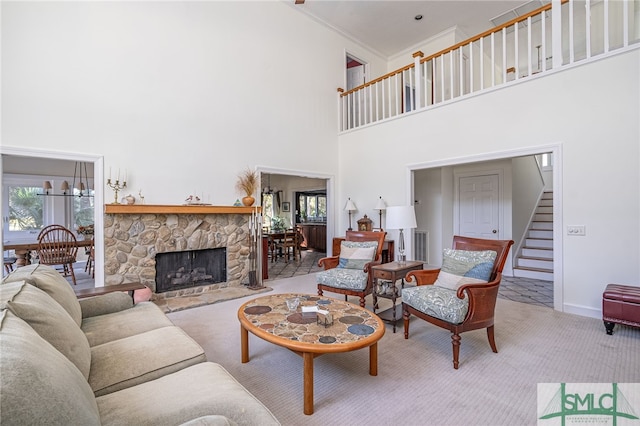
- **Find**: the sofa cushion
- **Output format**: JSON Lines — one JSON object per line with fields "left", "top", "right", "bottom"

{"left": 317, "top": 268, "right": 368, "bottom": 290}
{"left": 89, "top": 326, "right": 207, "bottom": 396}
{"left": 402, "top": 285, "right": 469, "bottom": 324}
{"left": 0, "top": 281, "right": 91, "bottom": 379}
{"left": 434, "top": 248, "right": 497, "bottom": 291}
{"left": 0, "top": 310, "right": 100, "bottom": 425}
{"left": 96, "top": 362, "right": 280, "bottom": 426}
{"left": 81, "top": 301, "right": 174, "bottom": 347}
{"left": 2, "top": 263, "right": 82, "bottom": 326}
{"left": 338, "top": 241, "right": 378, "bottom": 270}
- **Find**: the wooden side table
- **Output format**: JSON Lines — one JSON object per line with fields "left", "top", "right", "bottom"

{"left": 371, "top": 261, "right": 424, "bottom": 332}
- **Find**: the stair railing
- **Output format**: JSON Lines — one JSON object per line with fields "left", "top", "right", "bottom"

{"left": 338, "top": 0, "right": 639, "bottom": 132}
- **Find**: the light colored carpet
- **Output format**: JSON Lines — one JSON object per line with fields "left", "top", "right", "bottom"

{"left": 167, "top": 274, "right": 640, "bottom": 426}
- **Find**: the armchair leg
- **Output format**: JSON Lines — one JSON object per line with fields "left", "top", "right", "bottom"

{"left": 318, "top": 288, "right": 323, "bottom": 297}
{"left": 403, "top": 307, "right": 411, "bottom": 339}
{"left": 451, "top": 333, "right": 461, "bottom": 369}
{"left": 487, "top": 325, "right": 498, "bottom": 353}
{"left": 358, "top": 295, "right": 366, "bottom": 308}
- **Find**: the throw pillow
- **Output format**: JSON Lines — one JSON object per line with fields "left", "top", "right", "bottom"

{"left": 338, "top": 241, "right": 378, "bottom": 270}
{"left": 434, "top": 248, "right": 497, "bottom": 291}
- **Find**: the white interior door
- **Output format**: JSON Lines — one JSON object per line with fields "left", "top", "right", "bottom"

{"left": 458, "top": 174, "right": 500, "bottom": 239}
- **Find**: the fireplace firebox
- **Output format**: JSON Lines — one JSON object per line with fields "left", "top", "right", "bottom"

{"left": 155, "top": 248, "right": 226, "bottom": 293}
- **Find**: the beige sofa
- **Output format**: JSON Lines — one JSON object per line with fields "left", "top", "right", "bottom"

{"left": 0, "top": 264, "right": 279, "bottom": 426}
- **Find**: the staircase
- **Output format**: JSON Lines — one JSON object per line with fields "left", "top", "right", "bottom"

{"left": 513, "top": 191, "right": 554, "bottom": 281}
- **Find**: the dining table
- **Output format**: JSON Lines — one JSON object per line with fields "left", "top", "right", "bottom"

{"left": 3, "top": 239, "right": 93, "bottom": 267}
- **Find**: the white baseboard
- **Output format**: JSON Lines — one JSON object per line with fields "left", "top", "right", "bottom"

{"left": 562, "top": 303, "right": 601, "bottom": 320}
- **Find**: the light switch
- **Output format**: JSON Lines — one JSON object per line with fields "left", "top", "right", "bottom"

{"left": 567, "top": 225, "right": 586, "bottom": 236}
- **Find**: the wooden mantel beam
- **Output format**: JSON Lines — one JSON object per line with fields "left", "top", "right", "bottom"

{"left": 104, "top": 204, "right": 261, "bottom": 215}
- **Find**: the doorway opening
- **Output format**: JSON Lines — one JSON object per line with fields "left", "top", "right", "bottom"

{"left": 410, "top": 145, "right": 561, "bottom": 311}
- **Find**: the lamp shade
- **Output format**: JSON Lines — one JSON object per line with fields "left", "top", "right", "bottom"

{"left": 374, "top": 196, "right": 386, "bottom": 211}
{"left": 385, "top": 205, "right": 417, "bottom": 230}
{"left": 43, "top": 181, "right": 52, "bottom": 190}
{"left": 60, "top": 181, "right": 70, "bottom": 191}
{"left": 344, "top": 198, "right": 357, "bottom": 212}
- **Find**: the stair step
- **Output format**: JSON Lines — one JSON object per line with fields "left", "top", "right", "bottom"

{"left": 525, "top": 238, "right": 553, "bottom": 249}
{"left": 531, "top": 221, "right": 553, "bottom": 230}
{"left": 541, "top": 191, "right": 553, "bottom": 200}
{"left": 538, "top": 199, "right": 553, "bottom": 207}
{"left": 517, "top": 257, "right": 553, "bottom": 269}
{"left": 534, "top": 213, "right": 553, "bottom": 221}
{"left": 529, "top": 229, "right": 553, "bottom": 239}
{"left": 513, "top": 267, "right": 554, "bottom": 281}
{"left": 522, "top": 247, "right": 553, "bottom": 258}
{"left": 536, "top": 206, "right": 553, "bottom": 214}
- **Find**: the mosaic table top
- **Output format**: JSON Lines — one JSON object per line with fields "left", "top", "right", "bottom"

{"left": 238, "top": 293, "right": 384, "bottom": 353}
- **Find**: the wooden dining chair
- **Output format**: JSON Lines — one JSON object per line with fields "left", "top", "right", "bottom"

{"left": 276, "top": 229, "right": 298, "bottom": 263}
{"left": 36, "top": 225, "right": 79, "bottom": 285}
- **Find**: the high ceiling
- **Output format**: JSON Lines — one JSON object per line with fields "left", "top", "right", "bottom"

{"left": 290, "top": 0, "right": 543, "bottom": 58}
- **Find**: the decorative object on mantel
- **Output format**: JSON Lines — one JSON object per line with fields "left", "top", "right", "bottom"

{"left": 138, "top": 189, "right": 145, "bottom": 204}
{"left": 183, "top": 195, "right": 211, "bottom": 206}
{"left": 236, "top": 168, "right": 258, "bottom": 207}
{"left": 234, "top": 199, "right": 242, "bottom": 206}
{"left": 106, "top": 167, "right": 127, "bottom": 204}
{"left": 125, "top": 194, "right": 136, "bottom": 205}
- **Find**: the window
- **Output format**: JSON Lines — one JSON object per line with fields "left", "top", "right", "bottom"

{"left": 296, "top": 191, "right": 326, "bottom": 223}
{"left": 2, "top": 174, "right": 94, "bottom": 241}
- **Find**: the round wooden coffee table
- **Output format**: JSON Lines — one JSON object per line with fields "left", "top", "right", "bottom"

{"left": 238, "top": 293, "right": 384, "bottom": 415}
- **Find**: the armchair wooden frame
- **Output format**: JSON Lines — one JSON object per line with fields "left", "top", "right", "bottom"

{"left": 317, "top": 230, "right": 387, "bottom": 307}
{"left": 403, "top": 236, "right": 514, "bottom": 369}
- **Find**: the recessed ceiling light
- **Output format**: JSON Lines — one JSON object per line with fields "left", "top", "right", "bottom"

{"left": 415, "top": 14, "right": 423, "bottom": 21}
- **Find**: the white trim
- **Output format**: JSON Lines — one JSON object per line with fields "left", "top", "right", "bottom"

{"left": 1, "top": 146, "right": 105, "bottom": 287}
{"left": 407, "top": 143, "right": 564, "bottom": 313}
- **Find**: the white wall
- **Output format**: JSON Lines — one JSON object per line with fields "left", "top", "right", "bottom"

{"left": 1, "top": 1, "right": 386, "bottom": 242}
{"left": 337, "top": 50, "right": 640, "bottom": 317}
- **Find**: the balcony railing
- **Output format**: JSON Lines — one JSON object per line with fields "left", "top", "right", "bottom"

{"left": 339, "top": 0, "right": 639, "bottom": 132}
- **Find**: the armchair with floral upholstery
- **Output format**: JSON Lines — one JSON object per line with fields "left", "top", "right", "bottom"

{"left": 316, "top": 230, "right": 387, "bottom": 308}
{"left": 402, "top": 235, "right": 514, "bottom": 369}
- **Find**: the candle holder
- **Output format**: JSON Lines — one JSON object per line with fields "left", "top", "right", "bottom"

{"left": 107, "top": 178, "right": 127, "bottom": 204}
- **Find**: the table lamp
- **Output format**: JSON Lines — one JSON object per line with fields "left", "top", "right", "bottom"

{"left": 344, "top": 198, "right": 357, "bottom": 231}
{"left": 374, "top": 196, "right": 386, "bottom": 229}
{"left": 385, "top": 205, "right": 417, "bottom": 265}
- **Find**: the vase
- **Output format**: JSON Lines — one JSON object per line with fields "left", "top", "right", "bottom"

{"left": 242, "top": 196, "right": 255, "bottom": 207}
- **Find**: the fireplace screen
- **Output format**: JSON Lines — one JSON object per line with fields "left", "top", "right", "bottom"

{"left": 155, "top": 248, "right": 226, "bottom": 293}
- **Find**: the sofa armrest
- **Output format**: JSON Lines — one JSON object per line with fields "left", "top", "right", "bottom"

{"left": 79, "top": 292, "right": 135, "bottom": 319}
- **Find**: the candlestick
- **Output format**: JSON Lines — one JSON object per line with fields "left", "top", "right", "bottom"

{"left": 106, "top": 176, "right": 127, "bottom": 204}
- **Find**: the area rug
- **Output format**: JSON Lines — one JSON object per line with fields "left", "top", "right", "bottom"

{"left": 168, "top": 273, "right": 640, "bottom": 425}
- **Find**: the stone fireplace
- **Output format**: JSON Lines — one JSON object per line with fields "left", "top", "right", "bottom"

{"left": 104, "top": 204, "right": 259, "bottom": 301}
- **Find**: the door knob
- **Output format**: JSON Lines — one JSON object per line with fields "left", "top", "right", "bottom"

{"left": 492, "top": 230, "right": 497, "bottom": 233}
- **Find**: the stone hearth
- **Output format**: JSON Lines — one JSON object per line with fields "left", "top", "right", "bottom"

{"left": 104, "top": 205, "right": 260, "bottom": 303}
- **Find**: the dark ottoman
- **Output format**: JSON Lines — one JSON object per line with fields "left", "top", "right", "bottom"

{"left": 602, "top": 284, "right": 640, "bottom": 335}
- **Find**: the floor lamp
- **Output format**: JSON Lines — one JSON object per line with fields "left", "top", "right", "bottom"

{"left": 344, "top": 198, "right": 357, "bottom": 231}
{"left": 385, "top": 205, "right": 417, "bottom": 265}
